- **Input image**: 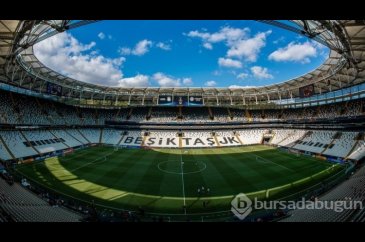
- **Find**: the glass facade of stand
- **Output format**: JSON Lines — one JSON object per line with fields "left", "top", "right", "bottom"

{"left": 277, "top": 82, "right": 365, "bottom": 109}
{"left": 1, "top": 80, "right": 365, "bottom": 108}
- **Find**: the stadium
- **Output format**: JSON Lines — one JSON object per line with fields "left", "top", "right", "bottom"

{"left": 0, "top": 20, "right": 365, "bottom": 222}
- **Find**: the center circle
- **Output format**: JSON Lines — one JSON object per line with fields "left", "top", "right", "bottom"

{"left": 157, "top": 160, "right": 207, "bottom": 174}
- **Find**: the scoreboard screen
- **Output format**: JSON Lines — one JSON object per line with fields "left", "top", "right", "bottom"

{"left": 173, "top": 96, "right": 188, "bottom": 106}
{"left": 158, "top": 95, "right": 203, "bottom": 106}
{"left": 188, "top": 96, "right": 203, "bottom": 106}
{"left": 299, "top": 84, "right": 314, "bottom": 98}
{"left": 46, "top": 82, "right": 62, "bottom": 96}
{"left": 158, "top": 96, "right": 173, "bottom": 105}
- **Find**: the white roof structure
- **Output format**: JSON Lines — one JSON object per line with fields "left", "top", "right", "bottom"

{"left": 0, "top": 20, "right": 364, "bottom": 103}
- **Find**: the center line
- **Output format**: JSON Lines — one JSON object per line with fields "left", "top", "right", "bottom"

{"left": 180, "top": 150, "right": 186, "bottom": 214}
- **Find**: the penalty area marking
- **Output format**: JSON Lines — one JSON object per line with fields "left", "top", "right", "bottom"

{"left": 69, "top": 150, "right": 115, "bottom": 172}
{"left": 157, "top": 160, "right": 207, "bottom": 175}
{"left": 254, "top": 154, "right": 294, "bottom": 172}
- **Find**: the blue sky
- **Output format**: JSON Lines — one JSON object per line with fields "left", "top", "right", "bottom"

{"left": 34, "top": 20, "right": 329, "bottom": 88}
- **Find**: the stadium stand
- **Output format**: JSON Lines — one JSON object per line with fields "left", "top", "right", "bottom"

{"left": 1, "top": 89, "right": 365, "bottom": 126}
{"left": 0, "top": 178, "right": 82, "bottom": 222}
{"left": 101, "top": 129, "right": 123, "bottom": 145}
{"left": 0, "top": 127, "right": 364, "bottom": 160}
{"left": 281, "top": 165, "right": 365, "bottom": 222}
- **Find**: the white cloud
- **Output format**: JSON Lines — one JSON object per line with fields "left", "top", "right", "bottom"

{"left": 186, "top": 26, "right": 248, "bottom": 51}
{"left": 227, "top": 31, "right": 271, "bottom": 61}
{"left": 119, "top": 47, "right": 131, "bottom": 55}
{"left": 98, "top": 32, "right": 105, "bottom": 40}
{"left": 152, "top": 72, "right": 191, "bottom": 87}
{"left": 273, "top": 36, "right": 285, "bottom": 45}
{"left": 132, "top": 39, "right": 153, "bottom": 56}
{"left": 250, "top": 66, "right": 273, "bottom": 79}
{"left": 218, "top": 58, "right": 242, "bottom": 68}
{"left": 187, "top": 30, "right": 209, "bottom": 39}
{"left": 182, "top": 78, "right": 193, "bottom": 86}
{"left": 229, "top": 85, "right": 255, "bottom": 88}
{"left": 187, "top": 26, "right": 248, "bottom": 45}
{"left": 205, "top": 80, "right": 217, "bottom": 87}
{"left": 121, "top": 39, "right": 173, "bottom": 55}
{"left": 90, "top": 50, "right": 99, "bottom": 56}
{"left": 34, "top": 32, "right": 131, "bottom": 87}
{"left": 203, "top": 42, "right": 213, "bottom": 50}
{"left": 153, "top": 73, "right": 178, "bottom": 87}
{"left": 120, "top": 39, "right": 153, "bottom": 56}
{"left": 156, "top": 42, "right": 171, "bottom": 51}
{"left": 237, "top": 73, "right": 249, "bottom": 79}
{"left": 268, "top": 41, "right": 317, "bottom": 63}
{"left": 118, "top": 74, "right": 149, "bottom": 87}
{"left": 186, "top": 27, "right": 270, "bottom": 63}
{"left": 108, "top": 35, "right": 112, "bottom": 40}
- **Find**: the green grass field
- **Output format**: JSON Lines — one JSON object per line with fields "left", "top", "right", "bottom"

{"left": 15, "top": 145, "right": 344, "bottom": 217}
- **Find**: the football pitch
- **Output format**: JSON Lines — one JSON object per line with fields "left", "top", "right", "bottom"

{"left": 16, "top": 145, "right": 344, "bottom": 217}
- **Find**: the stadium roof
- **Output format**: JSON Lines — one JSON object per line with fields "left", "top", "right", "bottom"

{"left": 1, "top": 20, "right": 365, "bottom": 101}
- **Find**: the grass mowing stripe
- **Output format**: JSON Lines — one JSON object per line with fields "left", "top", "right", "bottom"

{"left": 59, "top": 148, "right": 115, "bottom": 171}
{"left": 15, "top": 145, "right": 346, "bottom": 215}
{"left": 209, "top": 148, "right": 258, "bottom": 193}
{"left": 69, "top": 150, "right": 115, "bottom": 172}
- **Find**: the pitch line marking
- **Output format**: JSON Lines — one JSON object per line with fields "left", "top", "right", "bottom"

{"left": 180, "top": 150, "right": 186, "bottom": 214}
{"left": 69, "top": 150, "right": 115, "bottom": 172}
{"left": 255, "top": 154, "right": 294, "bottom": 172}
